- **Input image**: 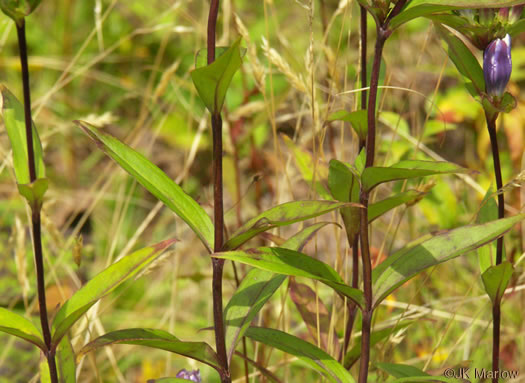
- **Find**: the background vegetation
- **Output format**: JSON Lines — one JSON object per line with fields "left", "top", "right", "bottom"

{"left": 0, "top": 0, "right": 524, "bottom": 381}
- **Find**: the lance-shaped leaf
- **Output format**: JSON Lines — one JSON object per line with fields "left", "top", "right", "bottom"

{"left": 372, "top": 214, "right": 524, "bottom": 307}
{"left": 76, "top": 121, "right": 213, "bottom": 252}
{"left": 327, "top": 110, "right": 367, "bottom": 141}
{"left": 343, "top": 321, "right": 412, "bottom": 369}
{"left": 224, "top": 222, "right": 336, "bottom": 363}
{"left": 477, "top": 189, "right": 504, "bottom": 273}
{"left": 376, "top": 362, "right": 429, "bottom": 378}
{"left": 78, "top": 329, "right": 221, "bottom": 372}
{"left": 224, "top": 270, "right": 286, "bottom": 363}
{"left": 1, "top": 85, "right": 46, "bottom": 184}
{"left": 482, "top": 261, "right": 513, "bottom": 305}
{"left": 368, "top": 190, "right": 426, "bottom": 223}
{"left": 245, "top": 327, "right": 355, "bottom": 383}
{"left": 376, "top": 362, "right": 461, "bottom": 382}
{"left": 191, "top": 38, "right": 243, "bottom": 114}
{"left": 214, "top": 247, "right": 364, "bottom": 308}
{"left": 0, "top": 307, "right": 45, "bottom": 350}
{"left": 361, "top": 160, "right": 468, "bottom": 191}
{"left": 224, "top": 200, "right": 350, "bottom": 250}
{"left": 434, "top": 23, "right": 485, "bottom": 97}
{"left": 289, "top": 279, "right": 340, "bottom": 354}
{"left": 52, "top": 239, "right": 176, "bottom": 346}
{"left": 391, "top": 0, "right": 525, "bottom": 30}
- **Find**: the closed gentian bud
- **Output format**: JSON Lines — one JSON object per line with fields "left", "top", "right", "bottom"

{"left": 498, "top": 7, "right": 510, "bottom": 22}
{"left": 510, "top": 5, "right": 524, "bottom": 23}
{"left": 479, "top": 8, "right": 495, "bottom": 24}
{"left": 483, "top": 34, "right": 512, "bottom": 97}
{"left": 175, "top": 369, "right": 202, "bottom": 382}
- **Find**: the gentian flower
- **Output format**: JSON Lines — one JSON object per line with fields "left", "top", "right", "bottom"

{"left": 483, "top": 34, "right": 512, "bottom": 97}
{"left": 175, "top": 369, "right": 202, "bottom": 382}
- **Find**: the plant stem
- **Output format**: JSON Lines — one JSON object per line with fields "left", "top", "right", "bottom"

{"left": 16, "top": 20, "right": 59, "bottom": 383}
{"left": 360, "top": 5, "right": 367, "bottom": 111}
{"left": 486, "top": 114, "right": 505, "bottom": 265}
{"left": 486, "top": 112, "right": 504, "bottom": 383}
{"left": 208, "top": 0, "right": 230, "bottom": 381}
{"left": 16, "top": 20, "right": 36, "bottom": 182}
{"left": 358, "top": 26, "right": 387, "bottom": 383}
{"left": 211, "top": 106, "right": 230, "bottom": 383}
{"left": 16, "top": 20, "right": 58, "bottom": 383}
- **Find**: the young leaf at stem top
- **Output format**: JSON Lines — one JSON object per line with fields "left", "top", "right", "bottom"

{"left": 191, "top": 38, "right": 243, "bottom": 115}
{"left": 434, "top": 23, "right": 485, "bottom": 96}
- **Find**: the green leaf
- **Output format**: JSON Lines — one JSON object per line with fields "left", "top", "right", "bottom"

{"left": 191, "top": 38, "right": 243, "bottom": 114}
{"left": 372, "top": 215, "right": 524, "bottom": 307}
{"left": 76, "top": 121, "right": 213, "bottom": 252}
{"left": 17, "top": 177, "right": 48, "bottom": 210}
{"left": 78, "top": 328, "right": 221, "bottom": 372}
{"left": 52, "top": 239, "right": 176, "bottom": 346}
{"left": 508, "top": 19, "right": 525, "bottom": 37}
{"left": 343, "top": 322, "right": 412, "bottom": 369}
{"left": 214, "top": 247, "right": 364, "bottom": 308}
{"left": 1, "top": 85, "right": 45, "bottom": 184}
{"left": 327, "top": 110, "right": 367, "bottom": 140}
{"left": 0, "top": 307, "right": 45, "bottom": 350}
{"left": 245, "top": 327, "right": 355, "bottom": 383}
{"left": 225, "top": 200, "right": 349, "bottom": 250}
{"left": 282, "top": 222, "right": 337, "bottom": 252}
{"left": 388, "top": 378, "right": 459, "bottom": 383}
{"left": 328, "top": 159, "right": 361, "bottom": 238}
{"left": 368, "top": 190, "right": 425, "bottom": 223}
{"left": 390, "top": 4, "right": 456, "bottom": 29}
{"left": 223, "top": 222, "right": 334, "bottom": 363}
{"left": 482, "top": 261, "right": 513, "bottom": 305}
{"left": 376, "top": 362, "right": 429, "bottom": 378}
{"left": 224, "top": 269, "right": 286, "bottom": 363}
{"left": 376, "top": 362, "right": 463, "bottom": 382}
{"left": 410, "top": 0, "right": 525, "bottom": 5}
{"left": 434, "top": 23, "right": 485, "bottom": 96}
{"left": 0, "top": 0, "right": 42, "bottom": 23}
{"left": 477, "top": 189, "right": 501, "bottom": 272}
{"left": 361, "top": 160, "right": 467, "bottom": 191}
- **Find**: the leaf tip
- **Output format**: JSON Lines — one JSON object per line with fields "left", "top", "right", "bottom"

{"left": 153, "top": 238, "right": 178, "bottom": 253}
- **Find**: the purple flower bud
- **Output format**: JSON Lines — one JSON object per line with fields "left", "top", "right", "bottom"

{"left": 175, "top": 369, "right": 202, "bottom": 382}
{"left": 483, "top": 34, "right": 512, "bottom": 97}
